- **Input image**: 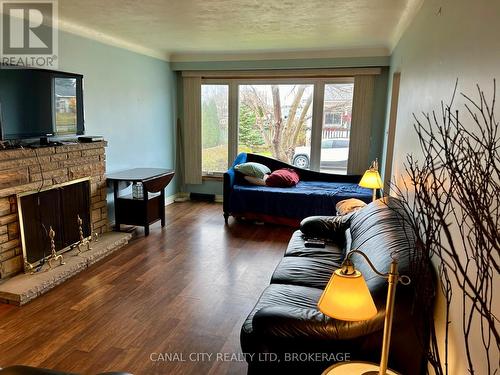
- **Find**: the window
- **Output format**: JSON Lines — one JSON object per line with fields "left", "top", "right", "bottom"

{"left": 238, "top": 84, "right": 313, "bottom": 167}
{"left": 324, "top": 112, "right": 334, "bottom": 125}
{"left": 333, "top": 113, "right": 342, "bottom": 125}
{"left": 324, "top": 112, "right": 342, "bottom": 125}
{"left": 320, "top": 83, "right": 354, "bottom": 174}
{"left": 201, "top": 84, "right": 229, "bottom": 174}
{"left": 191, "top": 74, "right": 372, "bottom": 178}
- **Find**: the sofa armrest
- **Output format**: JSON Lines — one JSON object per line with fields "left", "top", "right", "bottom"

{"left": 223, "top": 168, "right": 235, "bottom": 215}
{"left": 223, "top": 152, "right": 248, "bottom": 215}
{"left": 253, "top": 305, "right": 383, "bottom": 341}
{"left": 300, "top": 214, "right": 352, "bottom": 243}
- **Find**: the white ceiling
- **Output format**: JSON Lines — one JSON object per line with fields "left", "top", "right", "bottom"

{"left": 56, "top": 0, "right": 423, "bottom": 61}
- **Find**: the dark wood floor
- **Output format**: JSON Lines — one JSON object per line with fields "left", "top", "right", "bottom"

{"left": 0, "top": 202, "right": 295, "bottom": 375}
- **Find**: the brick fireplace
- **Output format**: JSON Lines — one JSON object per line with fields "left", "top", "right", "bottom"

{"left": 0, "top": 141, "right": 108, "bottom": 279}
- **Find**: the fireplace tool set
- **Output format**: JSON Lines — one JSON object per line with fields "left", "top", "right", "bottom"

{"left": 47, "top": 226, "right": 65, "bottom": 269}
{"left": 77, "top": 214, "right": 92, "bottom": 254}
{"left": 24, "top": 214, "right": 96, "bottom": 274}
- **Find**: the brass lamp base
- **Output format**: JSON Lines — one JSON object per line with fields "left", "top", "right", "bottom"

{"left": 322, "top": 361, "right": 400, "bottom": 375}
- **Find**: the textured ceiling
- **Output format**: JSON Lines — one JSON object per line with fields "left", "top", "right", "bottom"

{"left": 56, "top": 0, "right": 423, "bottom": 60}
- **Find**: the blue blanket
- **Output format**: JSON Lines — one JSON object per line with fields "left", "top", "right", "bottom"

{"left": 229, "top": 181, "right": 372, "bottom": 219}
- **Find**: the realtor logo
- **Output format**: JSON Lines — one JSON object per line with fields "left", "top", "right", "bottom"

{"left": 0, "top": 0, "right": 58, "bottom": 68}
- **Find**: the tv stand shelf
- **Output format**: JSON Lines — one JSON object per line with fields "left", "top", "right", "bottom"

{"left": 107, "top": 168, "right": 175, "bottom": 236}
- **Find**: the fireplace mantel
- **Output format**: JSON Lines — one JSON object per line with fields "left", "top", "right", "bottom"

{"left": 0, "top": 141, "right": 108, "bottom": 278}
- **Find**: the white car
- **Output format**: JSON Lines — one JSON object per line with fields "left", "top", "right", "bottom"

{"left": 292, "top": 138, "right": 349, "bottom": 169}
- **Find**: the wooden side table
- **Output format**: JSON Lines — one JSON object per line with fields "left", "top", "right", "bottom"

{"left": 107, "top": 168, "right": 175, "bottom": 236}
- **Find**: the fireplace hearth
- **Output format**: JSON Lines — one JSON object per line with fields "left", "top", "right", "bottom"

{"left": 0, "top": 231, "right": 132, "bottom": 305}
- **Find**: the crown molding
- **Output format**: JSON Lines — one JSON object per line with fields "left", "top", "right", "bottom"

{"left": 170, "top": 47, "right": 390, "bottom": 63}
{"left": 389, "top": 0, "right": 424, "bottom": 52}
{"left": 57, "top": 19, "right": 170, "bottom": 61}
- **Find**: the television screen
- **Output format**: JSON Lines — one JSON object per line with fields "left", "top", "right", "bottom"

{"left": 0, "top": 68, "right": 84, "bottom": 141}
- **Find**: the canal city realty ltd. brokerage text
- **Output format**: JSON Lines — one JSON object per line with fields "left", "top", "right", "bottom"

{"left": 149, "top": 352, "right": 351, "bottom": 363}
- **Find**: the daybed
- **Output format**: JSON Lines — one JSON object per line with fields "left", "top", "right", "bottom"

{"left": 223, "top": 153, "right": 372, "bottom": 226}
{"left": 240, "top": 198, "right": 434, "bottom": 375}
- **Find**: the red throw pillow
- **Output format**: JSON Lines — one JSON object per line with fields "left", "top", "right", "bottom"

{"left": 265, "top": 168, "right": 300, "bottom": 187}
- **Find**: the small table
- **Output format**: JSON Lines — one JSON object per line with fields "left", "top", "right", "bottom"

{"left": 107, "top": 168, "right": 175, "bottom": 236}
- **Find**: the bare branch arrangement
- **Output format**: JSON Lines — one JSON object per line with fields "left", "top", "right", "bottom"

{"left": 390, "top": 80, "right": 499, "bottom": 374}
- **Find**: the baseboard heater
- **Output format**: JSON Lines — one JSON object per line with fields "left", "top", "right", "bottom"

{"left": 190, "top": 193, "right": 216, "bottom": 202}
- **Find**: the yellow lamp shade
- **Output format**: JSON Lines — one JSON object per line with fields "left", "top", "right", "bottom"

{"left": 318, "top": 269, "right": 377, "bottom": 321}
{"left": 359, "top": 169, "right": 383, "bottom": 189}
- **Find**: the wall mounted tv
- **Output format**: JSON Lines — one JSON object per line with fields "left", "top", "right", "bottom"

{"left": 0, "top": 68, "right": 84, "bottom": 142}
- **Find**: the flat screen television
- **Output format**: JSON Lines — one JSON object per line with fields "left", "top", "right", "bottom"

{"left": 0, "top": 68, "right": 84, "bottom": 142}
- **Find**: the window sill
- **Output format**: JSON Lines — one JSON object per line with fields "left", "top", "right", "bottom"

{"left": 202, "top": 174, "right": 223, "bottom": 182}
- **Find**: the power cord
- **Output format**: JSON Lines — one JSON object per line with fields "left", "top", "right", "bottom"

{"left": 33, "top": 148, "right": 45, "bottom": 194}
{"left": 32, "top": 148, "right": 48, "bottom": 270}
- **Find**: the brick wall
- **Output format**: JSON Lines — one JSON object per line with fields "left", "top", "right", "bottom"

{"left": 0, "top": 141, "right": 108, "bottom": 278}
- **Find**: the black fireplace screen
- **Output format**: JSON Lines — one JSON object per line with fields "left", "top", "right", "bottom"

{"left": 18, "top": 179, "right": 91, "bottom": 265}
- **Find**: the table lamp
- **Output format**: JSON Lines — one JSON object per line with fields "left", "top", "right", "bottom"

{"left": 318, "top": 250, "right": 410, "bottom": 375}
{"left": 359, "top": 160, "right": 383, "bottom": 202}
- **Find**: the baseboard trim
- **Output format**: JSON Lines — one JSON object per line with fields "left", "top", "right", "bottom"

{"left": 167, "top": 192, "right": 223, "bottom": 204}
{"left": 173, "top": 192, "right": 189, "bottom": 203}
{"left": 165, "top": 193, "right": 179, "bottom": 206}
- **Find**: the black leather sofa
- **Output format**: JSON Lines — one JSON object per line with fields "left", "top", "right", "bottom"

{"left": 240, "top": 198, "right": 434, "bottom": 375}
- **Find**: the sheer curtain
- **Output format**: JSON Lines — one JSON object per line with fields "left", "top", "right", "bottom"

{"left": 181, "top": 76, "right": 202, "bottom": 184}
{"left": 347, "top": 75, "right": 375, "bottom": 174}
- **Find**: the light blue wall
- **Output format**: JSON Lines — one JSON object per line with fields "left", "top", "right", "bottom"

{"left": 175, "top": 61, "right": 389, "bottom": 196}
{"left": 57, "top": 31, "right": 178, "bottom": 220}
{"left": 382, "top": 0, "right": 500, "bottom": 373}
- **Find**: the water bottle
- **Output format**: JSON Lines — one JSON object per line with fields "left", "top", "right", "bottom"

{"left": 132, "top": 182, "right": 144, "bottom": 199}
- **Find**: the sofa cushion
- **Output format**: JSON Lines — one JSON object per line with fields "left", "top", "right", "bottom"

{"left": 234, "top": 162, "right": 271, "bottom": 179}
{"left": 265, "top": 168, "right": 300, "bottom": 187}
{"left": 241, "top": 283, "right": 324, "bottom": 339}
{"left": 271, "top": 256, "right": 341, "bottom": 289}
{"left": 300, "top": 214, "right": 351, "bottom": 243}
{"left": 285, "top": 230, "right": 345, "bottom": 259}
{"left": 241, "top": 283, "right": 383, "bottom": 345}
{"left": 349, "top": 197, "right": 415, "bottom": 286}
{"left": 336, "top": 198, "right": 367, "bottom": 215}
{"left": 244, "top": 175, "right": 268, "bottom": 186}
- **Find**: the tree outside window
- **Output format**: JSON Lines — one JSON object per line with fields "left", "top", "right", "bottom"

{"left": 238, "top": 84, "right": 313, "bottom": 164}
